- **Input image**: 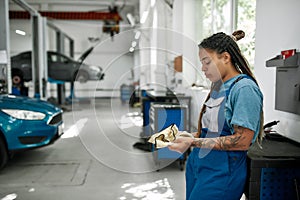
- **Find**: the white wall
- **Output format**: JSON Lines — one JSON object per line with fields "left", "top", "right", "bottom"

{"left": 138, "top": 0, "right": 175, "bottom": 91}
{"left": 255, "top": 0, "right": 300, "bottom": 142}
{"left": 9, "top": 20, "right": 32, "bottom": 55}
{"left": 52, "top": 20, "right": 135, "bottom": 98}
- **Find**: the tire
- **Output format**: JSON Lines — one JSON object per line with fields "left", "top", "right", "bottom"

{"left": 0, "top": 137, "right": 8, "bottom": 170}
{"left": 12, "top": 75, "right": 22, "bottom": 85}
{"left": 11, "top": 69, "right": 24, "bottom": 83}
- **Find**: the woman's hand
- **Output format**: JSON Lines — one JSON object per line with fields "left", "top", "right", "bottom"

{"left": 168, "top": 136, "right": 193, "bottom": 153}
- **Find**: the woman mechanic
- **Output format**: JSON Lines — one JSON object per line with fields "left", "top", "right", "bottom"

{"left": 168, "top": 30, "right": 263, "bottom": 200}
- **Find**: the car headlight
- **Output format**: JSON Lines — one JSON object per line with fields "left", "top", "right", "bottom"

{"left": 1, "top": 109, "right": 46, "bottom": 120}
{"left": 89, "top": 66, "right": 101, "bottom": 72}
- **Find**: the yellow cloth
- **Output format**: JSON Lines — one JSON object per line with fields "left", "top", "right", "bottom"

{"left": 148, "top": 124, "right": 193, "bottom": 148}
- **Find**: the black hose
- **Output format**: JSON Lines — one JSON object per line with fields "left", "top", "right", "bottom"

{"left": 263, "top": 120, "right": 280, "bottom": 129}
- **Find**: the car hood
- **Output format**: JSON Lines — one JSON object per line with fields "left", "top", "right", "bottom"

{"left": 0, "top": 94, "right": 62, "bottom": 115}
{"left": 77, "top": 46, "right": 94, "bottom": 64}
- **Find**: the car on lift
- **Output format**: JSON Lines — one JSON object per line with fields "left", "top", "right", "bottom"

{"left": 0, "top": 94, "right": 64, "bottom": 169}
{"left": 10, "top": 47, "right": 105, "bottom": 83}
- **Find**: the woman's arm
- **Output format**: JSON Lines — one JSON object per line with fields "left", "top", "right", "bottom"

{"left": 168, "top": 125, "right": 254, "bottom": 153}
{"left": 192, "top": 125, "right": 254, "bottom": 151}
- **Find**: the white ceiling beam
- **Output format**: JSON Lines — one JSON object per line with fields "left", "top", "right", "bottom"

{"left": 11, "top": 0, "right": 38, "bottom": 15}
{"left": 13, "top": 0, "right": 138, "bottom": 6}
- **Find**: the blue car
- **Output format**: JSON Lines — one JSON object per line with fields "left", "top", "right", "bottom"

{"left": 0, "top": 94, "right": 63, "bottom": 169}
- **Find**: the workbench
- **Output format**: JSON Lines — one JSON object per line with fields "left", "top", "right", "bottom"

{"left": 141, "top": 90, "right": 191, "bottom": 138}
{"left": 246, "top": 133, "right": 300, "bottom": 200}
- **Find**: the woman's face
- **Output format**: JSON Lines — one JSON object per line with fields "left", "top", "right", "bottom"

{"left": 199, "top": 48, "right": 225, "bottom": 83}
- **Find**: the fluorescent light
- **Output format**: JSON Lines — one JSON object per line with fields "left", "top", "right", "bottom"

{"left": 151, "top": 0, "right": 156, "bottom": 7}
{"left": 131, "top": 41, "right": 137, "bottom": 47}
{"left": 129, "top": 47, "right": 135, "bottom": 52}
{"left": 126, "top": 13, "right": 135, "bottom": 27}
{"left": 15, "top": 29, "right": 26, "bottom": 36}
{"left": 140, "top": 11, "right": 149, "bottom": 24}
{"left": 135, "top": 31, "right": 141, "bottom": 40}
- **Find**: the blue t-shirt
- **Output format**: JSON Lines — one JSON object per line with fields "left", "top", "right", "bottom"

{"left": 223, "top": 74, "right": 263, "bottom": 143}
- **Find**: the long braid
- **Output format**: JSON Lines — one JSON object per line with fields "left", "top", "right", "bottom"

{"left": 196, "top": 93, "right": 210, "bottom": 138}
{"left": 197, "top": 30, "right": 264, "bottom": 143}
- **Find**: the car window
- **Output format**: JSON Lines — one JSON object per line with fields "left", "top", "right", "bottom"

{"left": 49, "top": 54, "right": 57, "bottom": 62}
{"left": 49, "top": 53, "right": 70, "bottom": 63}
{"left": 59, "top": 54, "right": 69, "bottom": 63}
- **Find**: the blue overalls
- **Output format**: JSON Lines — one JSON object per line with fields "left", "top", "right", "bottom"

{"left": 186, "top": 76, "right": 251, "bottom": 200}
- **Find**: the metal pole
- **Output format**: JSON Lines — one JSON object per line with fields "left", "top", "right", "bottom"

{"left": 12, "top": 0, "right": 47, "bottom": 98}
{"left": 0, "top": 0, "right": 11, "bottom": 94}
{"left": 69, "top": 39, "right": 75, "bottom": 100}
{"left": 32, "top": 14, "right": 46, "bottom": 99}
{"left": 42, "top": 17, "right": 48, "bottom": 99}
{"left": 56, "top": 31, "right": 65, "bottom": 105}
{"left": 12, "top": 0, "right": 38, "bottom": 15}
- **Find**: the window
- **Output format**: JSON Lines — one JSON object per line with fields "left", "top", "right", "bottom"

{"left": 49, "top": 54, "right": 58, "bottom": 62}
{"left": 212, "top": 0, "right": 231, "bottom": 33}
{"left": 236, "top": 0, "right": 256, "bottom": 68}
{"left": 49, "top": 53, "right": 69, "bottom": 63}
{"left": 196, "top": 0, "right": 256, "bottom": 69}
{"left": 58, "top": 54, "right": 69, "bottom": 63}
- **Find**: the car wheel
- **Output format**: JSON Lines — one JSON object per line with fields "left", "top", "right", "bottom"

{"left": 0, "top": 137, "right": 8, "bottom": 170}
{"left": 12, "top": 75, "right": 22, "bottom": 85}
{"left": 75, "top": 71, "right": 88, "bottom": 83}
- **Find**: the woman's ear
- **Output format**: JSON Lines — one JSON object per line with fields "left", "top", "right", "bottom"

{"left": 222, "top": 52, "right": 231, "bottom": 64}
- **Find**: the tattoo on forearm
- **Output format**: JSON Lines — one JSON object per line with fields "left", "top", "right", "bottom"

{"left": 192, "top": 125, "right": 249, "bottom": 150}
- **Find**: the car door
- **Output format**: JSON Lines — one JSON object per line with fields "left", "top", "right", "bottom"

{"left": 47, "top": 52, "right": 76, "bottom": 81}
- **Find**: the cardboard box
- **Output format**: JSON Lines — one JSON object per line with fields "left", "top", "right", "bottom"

{"left": 174, "top": 55, "right": 182, "bottom": 72}
{"left": 281, "top": 49, "right": 296, "bottom": 59}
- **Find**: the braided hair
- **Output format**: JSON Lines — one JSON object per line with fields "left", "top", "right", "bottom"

{"left": 199, "top": 30, "right": 256, "bottom": 84}
{"left": 196, "top": 30, "right": 264, "bottom": 144}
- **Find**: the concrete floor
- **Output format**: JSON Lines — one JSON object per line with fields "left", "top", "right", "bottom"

{"left": 0, "top": 98, "right": 186, "bottom": 200}
{"left": 0, "top": 98, "right": 247, "bottom": 200}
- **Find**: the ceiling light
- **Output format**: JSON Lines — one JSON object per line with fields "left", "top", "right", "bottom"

{"left": 135, "top": 31, "right": 141, "bottom": 40}
{"left": 131, "top": 41, "right": 137, "bottom": 47}
{"left": 129, "top": 47, "right": 135, "bottom": 52}
{"left": 126, "top": 13, "right": 135, "bottom": 27}
{"left": 151, "top": 0, "right": 156, "bottom": 7}
{"left": 15, "top": 30, "right": 26, "bottom": 36}
{"left": 140, "top": 11, "right": 149, "bottom": 24}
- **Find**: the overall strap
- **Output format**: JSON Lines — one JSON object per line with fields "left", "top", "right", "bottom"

{"left": 221, "top": 75, "right": 254, "bottom": 136}
{"left": 226, "top": 75, "right": 253, "bottom": 97}
{"left": 199, "top": 75, "right": 254, "bottom": 138}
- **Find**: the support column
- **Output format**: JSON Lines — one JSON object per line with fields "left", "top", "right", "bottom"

{"left": 0, "top": 0, "right": 11, "bottom": 94}
{"left": 56, "top": 31, "right": 66, "bottom": 105}
{"left": 68, "top": 38, "right": 75, "bottom": 100}
{"left": 182, "top": 0, "right": 198, "bottom": 87}
{"left": 42, "top": 17, "right": 48, "bottom": 99}
{"left": 139, "top": 1, "right": 151, "bottom": 89}
{"left": 69, "top": 40, "right": 74, "bottom": 58}
{"left": 32, "top": 14, "right": 46, "bottom": 99}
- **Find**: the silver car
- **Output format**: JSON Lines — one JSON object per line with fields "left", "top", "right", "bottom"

{"left": 11, "top": 48, "right": 105, "bottom": 83}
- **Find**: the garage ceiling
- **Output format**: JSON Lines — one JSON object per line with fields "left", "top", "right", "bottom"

{"left": 9, "top": 0, "right": 140, "bottom": 25}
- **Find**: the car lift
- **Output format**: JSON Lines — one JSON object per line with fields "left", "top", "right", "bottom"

{"left": 0, "top": 0, "right": 12, "bottom": 94}
{"left": 49, "top": 23, "right": 75, "bottom": 105}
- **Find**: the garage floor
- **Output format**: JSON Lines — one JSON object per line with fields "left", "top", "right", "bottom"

{"left": 0, "top": 98, "right": 186, "bottom": 200}
{"left": 0, "top": 98, "right": 247, "bottom": 200}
